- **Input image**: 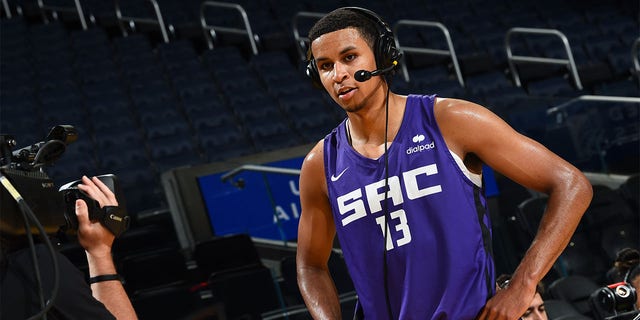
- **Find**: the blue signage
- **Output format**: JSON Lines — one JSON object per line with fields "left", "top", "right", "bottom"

{"left": 197, "top": 157, "right": 304, "bottom": 241}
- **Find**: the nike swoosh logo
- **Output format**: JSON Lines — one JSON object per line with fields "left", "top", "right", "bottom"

{"left": 331, "top": 167, "right": 349, "bottom": 182}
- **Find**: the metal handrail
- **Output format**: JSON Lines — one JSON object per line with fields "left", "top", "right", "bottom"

{"left": 292, "top": 11, "right": 325, "bottom": 62}
{"left": 632, "top": 37, "right": 640, "bottom": 78}
{"left": 200, "top": 1, "right": 258, "bottom": 55}
{"left": 37, "top": 0, "right": 87, "bottom": 30}
{"left": 2, "top": 0, "right": 12, "bottom": 18}
{"left": 547, "top": 95, "right": 640, "bottom": 116}
{"left": 393, "top": 20, "right": 465, "bottom": 87}
{"left": 221, "top": 164, "right": 301, "bottom": 183}
{"left": 115, "top": 0, "right": 169, "bottom": 43}
{"left": 505, "top": 27, "right": 582, "bottom": 90}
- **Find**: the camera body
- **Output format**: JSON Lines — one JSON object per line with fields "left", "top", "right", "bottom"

{"left": 0, "top": 166, "right": 65, "bottom": 236}
{"left": 59, "top": 174, "right": 130, "bottom": 237}
{"left": 1, "top": 126, "right": 129, "bottom": 238}
{"left": 590, "top": 282, "right": 639, "bottom": 320}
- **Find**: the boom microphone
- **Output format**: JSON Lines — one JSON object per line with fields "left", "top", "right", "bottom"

{"left": 354, "top": 61, "right": 398, "bottom": 82}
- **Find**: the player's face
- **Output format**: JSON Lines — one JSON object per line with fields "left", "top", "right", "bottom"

{"left": 521, "top": 293, "right": 548, "bottom": 320}
{"left": 310, "top": 28, "right": 383, "bottom": 113}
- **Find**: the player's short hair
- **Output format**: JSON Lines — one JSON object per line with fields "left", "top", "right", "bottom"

{"left": 308, "top": 7, "right": 378, "bottom": 51}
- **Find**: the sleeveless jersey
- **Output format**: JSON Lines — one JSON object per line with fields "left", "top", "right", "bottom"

{"left": 323, "top": 94, "right": 494, "bottom": 319}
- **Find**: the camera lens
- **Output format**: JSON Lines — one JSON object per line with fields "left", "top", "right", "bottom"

{"left": 615, "top": 285, "right": 630, "bottom": 298}
{"left": 63, "top": 191, "right": 77, "bottom": 203}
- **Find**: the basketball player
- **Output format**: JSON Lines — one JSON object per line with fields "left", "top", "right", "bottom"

{"left": 295, "top": 7, "right": 593, "bottom": 319}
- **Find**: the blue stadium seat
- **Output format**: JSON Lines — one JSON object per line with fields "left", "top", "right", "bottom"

{"left": 278, "top": 92, "right": 338, "bottom": 142}
{"left": 113, "top": 33, "right": 156, "bottom": 63}
{"left": 232, "top": 95, "right": 282, "bottom": 122}
{"left": 181, "top": 97, "right": 229, "bottom": 127}
{"left": 98, "top": 146, "right": 149, "bottom": 173}
{"left": 191, "top": 112, "right": 236, "bottom": 136}
{"left": 47, "top": 152, "right": 100, "bottom": 186}
{"left": 201, "top": 46, "right": 249, "bottom": 70}
{"left": 76, "top": 59, "right": 120, "bottom": 85}
{"left": 593, "top": 79, "right": 639, "bottom": 97}
{"left": 73, "top": 35, "right": 113, "bottom": 61}
{"left": 405, "top": 66, "right": 454, "bottom": 92}
{"left": 465, "top": 71, "right": 514, "bottom": 97}
{"left": 148, "top": 137, "right": 203, "bottom": 173}
{"left": 199, "top": 127, "right": 256, "bottom": 161}
{"left": 214, "top": 68, "right": 264, "bottom": 96}
{"left": 138, "top": 107, "right": 190, "bottom": 139}
{"left": 157, "top": 39, "right": 199, "bottom": 67}
{"left": 250, "top": 50, "right": 295, "bottom": 73}
{"left": 526, "top": 77, "right": 581, "bottom": 97}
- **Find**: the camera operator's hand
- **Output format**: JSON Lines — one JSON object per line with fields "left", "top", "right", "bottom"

{"left": 75, "top": 176, "right": 138, "bottom": 320}
{"left": 76, "top": 176, "right": 117, "bottom": 257}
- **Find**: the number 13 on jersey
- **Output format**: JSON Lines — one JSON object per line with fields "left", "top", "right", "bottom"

{"left": 376, "top": 210, "right": 412, "bottom": 250}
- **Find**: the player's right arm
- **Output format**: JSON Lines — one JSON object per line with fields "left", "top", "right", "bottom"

{"left": 296, "top": 141, "right": 342, "bottom": 319}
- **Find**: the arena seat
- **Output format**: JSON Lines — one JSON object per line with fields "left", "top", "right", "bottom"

{"left": 544, "top": 299, "right": 592, "bottom": 320}
{"left": 617, "top": 174, "right": 640, "bottom": 212}
{"left": 600, "top": 224, "right": 639, "bottom": 263}
{"left": 279, "top": 94, "right": 339, "bottom": 142}
{"left": 555, "top": 231, "right": 609, "bottom": 284}
{"left": 193, "top": 233, "right": 263, "bottom": 278}
{"left": 206, "top": 265, "right": 283, "bottom": 319}
{"left": 581, "top": 185, "right": 637, "bottom": 236}
{"left": 594, "top": 79, "right": 640, "bottom": 96}
{"left": 201, "top": 130, "right": 256, "bottom": 161}
{"left": 526, "top": 77, "right": 583, "bottom": 97}
{"left": 465, "top": 71, "right": 515, "bottom": 98}
{"left": 119, "top": 247, "right": 190, "bottom": 294}
{"left": 547, "top": 275, "right": 601, "bottom": 316}
{"left": 130, "top": 284, "right": 200, "bottom": 320}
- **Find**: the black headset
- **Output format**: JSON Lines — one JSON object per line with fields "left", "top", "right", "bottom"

{"left": 305, "top": 7, "right": 401, "bottom": 88}
{"left": 624, "top": 262, "right": 639, "bottom": 283}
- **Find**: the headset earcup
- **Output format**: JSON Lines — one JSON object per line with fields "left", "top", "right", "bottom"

{"left": 355, "top": 8, "right": 397, "bottom": 70}
{"left": 376, "top": 34, "right": 394, "bottom": 69}
{"left": 306, "top": 59, "right": 323, "bottom": 88}
{"left": 385, "top": 35, "right": 400, "bottom": 64}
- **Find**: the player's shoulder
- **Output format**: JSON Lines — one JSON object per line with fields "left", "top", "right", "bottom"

{"left": 434, "top": 97, "right": 493, "bottom": 122}
{"left": 300, "top": 139, "right": 328, "bottom": 194}
{"left": 435, "top": 96, "right": 483, "bottom": 110}
{"left": 301, "top": 139, "right": 325, "bottom": 172}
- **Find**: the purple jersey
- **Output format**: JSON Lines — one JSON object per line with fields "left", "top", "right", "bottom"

{"left": 323, "top": 94, "right": 494, "bottom": 319}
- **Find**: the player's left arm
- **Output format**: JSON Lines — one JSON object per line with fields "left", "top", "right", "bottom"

{"left": 435, "top": 98, "right": 593, "bottom": 320}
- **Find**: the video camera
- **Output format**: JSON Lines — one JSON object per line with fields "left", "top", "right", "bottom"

{"left": 59, "top": 174, "right": 129, "bottom": 237}
{"left": 0, "top": 125, "right": 129, "bottom": 238}
{"left": 590, "top": 282, "right": 640, "bottom": 320}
